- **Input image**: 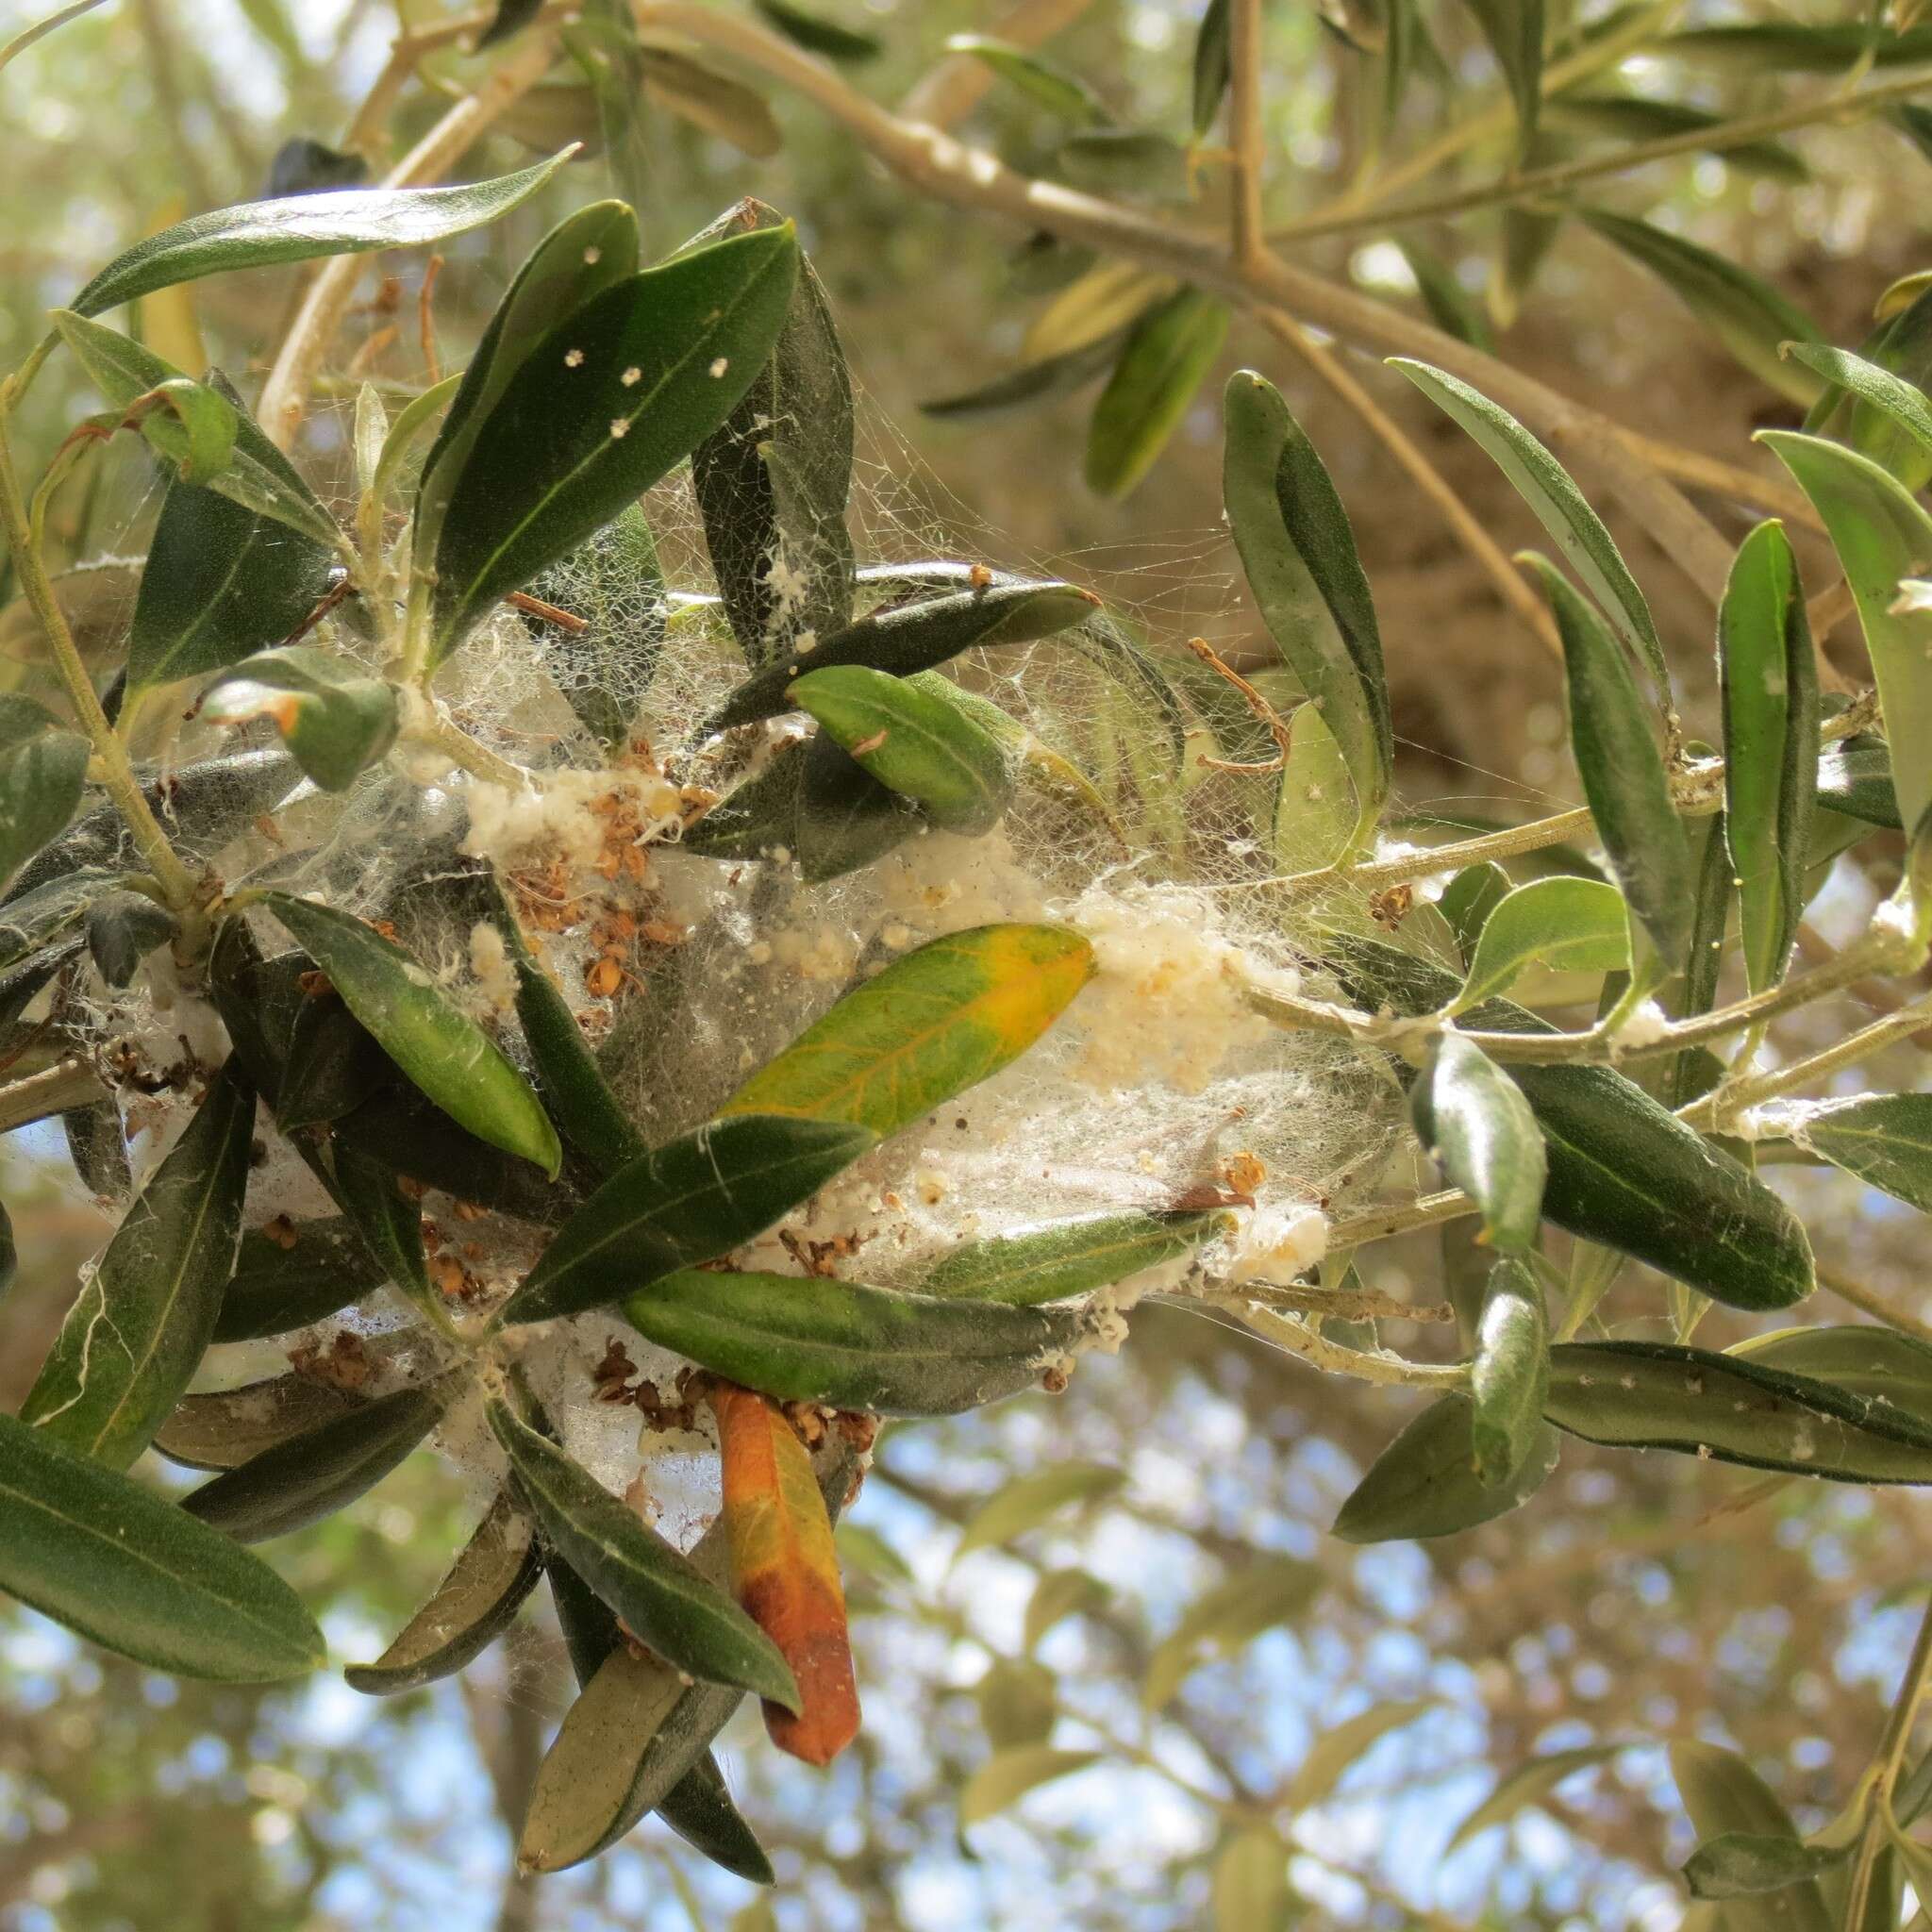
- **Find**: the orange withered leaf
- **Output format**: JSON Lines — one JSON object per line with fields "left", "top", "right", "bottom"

{"left": 708, "top": 1382, "right": 860, "bottom": 1766}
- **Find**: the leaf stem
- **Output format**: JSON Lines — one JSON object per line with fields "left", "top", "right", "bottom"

{"left": 0, "top": 399, "right": 199, "bottom": 913}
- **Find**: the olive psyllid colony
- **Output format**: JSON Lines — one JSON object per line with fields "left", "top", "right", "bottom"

{"left": 1, "top": 45, "right": 1930, "bottom": 1903}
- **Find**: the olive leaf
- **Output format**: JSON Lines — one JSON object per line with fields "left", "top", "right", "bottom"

{"left": 919, "top": 1208, "right": 1223, "bottom": 1305}
{"left": 1391, "top": 358, "right": 1667, "bottom": 700}
{"left": 1718, "top": 521, "right": 1819, "bottom": 993}
{"left": 1141, "top": 1557, "right": 1324, "bottom": 1708}
{"left": 791, "top": 664, "right": 1015, "bottom": 835}
{"left": 722, "top": 923, "right": 1094, "bottom": 1136}
{"left": 53, "top": 313, "right": 341, "bottom": 550}
{"left": 412, "top": 201, "right": 641, "bottom": 574}
{"left": 1412, "top": 1031, "right": 1546, "bottom": 1252}
{"left": 0, "top": 1409, "right": 325, "bottom": 1682}
{"left": 345, "top": 1491, "right": 543, "bottom": 1694}
{"left": 688, "top": 200, "right": 856, "bottom": 671}
{"left": 1524, "top": 555, "right": 1693, "bottom": 973}
{"left": 71, "top": 152, "right": 574, "bottom": 315}
{"left": 1795, "top": 1093, "right": 1932, "bottom": 1213}
{"left": 623, "top": 1269, "right": 1084, "bottom": 1415}
{"left": 1085, "top": 289, "right": 1228, "bottom": 499}
{"left": 1581, "top": 208, "right": 1824, "bottom": 405}
{"left": 1758, "top": 432, "right": 1932, "bottom": 837}
{"left": 258, "top": 893, "right": 561, "bottom": 1177}
{"left": 755, "top": 0, "right": 882, "bottom": 61}
{"left": 1223, "top": 369, "right": 1391, "bottom": 842}
{"left": 21, "top": 1059, "right": 255, "bottom": 1471}
{"left": 1460, "top": 0, "right": 1543, "bottom": 144}
{"left": 0, "top": 696, "right": 88, "bottom": 889}
{"left": 1452, "top": 874, "right": 1629, "bottom": 1008}
{"left": 500, "top": 1112, "right": 874, "bottom": 1324}
{"left": 1470, "top": 1255, "right": 1549, "bottom": 1487}
{"left": 707, "top": 579, "right": 1098, "bottom": 732}
{"left": 426, "top": 225, "right": 801, "bottom": 659}
{"left": 1332, "top": 1393, "right": 1560, "bottom": 1542}
{"left": 944, "top": 34, "right": 1109, "bottom": 122}
{"left": 184, "top": 1382, "right": 448, "bottom": 1541}
{"left": 488, "top": 1400, "right": 800, "bottom": 1710}
{"left": 213, "top": 1215, "right": 385, "bottom": 1343}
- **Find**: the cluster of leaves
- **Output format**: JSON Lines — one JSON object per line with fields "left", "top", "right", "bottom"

{"left": 7, "top": 0, "right": 1932, "bottom": 1915}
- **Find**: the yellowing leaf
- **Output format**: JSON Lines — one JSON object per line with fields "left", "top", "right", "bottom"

{"left": 709, "top": 1383, "right": 859, "bottom": 1767}
{"left": 955, "top": 1462, "right": 1124, "bottom": 1559}
{"left": 722, "top": 924, "right": 1094, "bottom": 1139}
{"left": 958, "top": 1745, "right": 1102, "bottom": 1826}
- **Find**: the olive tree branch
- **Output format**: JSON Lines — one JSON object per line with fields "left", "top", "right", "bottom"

{"left": 1844, "top": 1592, "right": 1932, "bottom": 1931}
{"left": 625, "top": 2, "right": 1780, "bottom": 618}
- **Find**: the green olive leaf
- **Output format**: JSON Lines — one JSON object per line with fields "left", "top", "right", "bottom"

{"left": 1141, "top": 1557, "right": 1324, "bottom": 1707}
{"left": 1412, "top": 1031, "right": 1547, "bottom": 1252}
{"left": 488, "top": 1399, "right": 799, "bottom": 1710}
{"left": 1460, "top": 0, "right": 1543, "bottom": 145}
{"left": 1085, "top": 289, "right": 1228, "bottom": 500}
{"left": 1191, "top": 0, "right": 1231, "bottom": 133}
{"left": 71, "top": 152, "right": 574, "bottom": 316}
{"left": 1470, "top": 1254, "right": 1549, "bottom": 1486}
{"left": 21, "top": 1059, "right": 255, "bottom": 1470}
{"left": 213, "top": 1215, "right": 385, "bottom": 1343}
{"left": 956, "top": 1463, "right": 1125, "bottom": 1557}
{"left": 51, "top": 314, "right": 340, "bottom": 550}
{"left": 183, "top": 1381, "right": 448, "bottom": 1541}
{"left": 345, "top": 1490, "right": 543, "bottom": 1694}
{"left": 1545, "top": 1340, "right": 1932, "bottom": 1482}
{"left": 1793, "top": 1092, "right": 1932, "bottom": 1212}
{"left": 622, "top": 1268, "right": 1084, "bottom": 1415}
{"left": 722, "top": 923, "right": 1094, "bottom": 1137}
{"left": 1581, "top": 209, "right": 1824, "bottom": 405}
{"left": 919, "top": 1208, "right": 1224, "bottom": 1305}
{"left": 1524, "top": 554, "right": 1693, "bottom": 971}
{"left": 1390, "top": 358, "right": 1667, "bottom": 700}
{"left": 1332, "top": 1392, "right": 1560, "bottom": 1543}
{"left": 153, "top": 1374, "right": 366, "bottom": 1473}
{"left": 791, "top": 663, "right": 1015, "bottom": 834}
{"left": 1718, "top": 521, "right": 1819, "bottom": 992}
{"left": 1448, "top": 1745, "right": 1623, "bottom": 1851}
{"left": 0, "top": 696, "right": 88, "bottom": 890}
{"left": 1452, "top": 874, "right": 1630, "bottom": 1010}
{"left": 501, "top": 1112, "right": 874, "bottom": 1324}
{"left": 944, "top": 33, "right": 1108, "bottom": 121}
{"left": 258, "top": 893, "right": 561, "bottom": 1177}
{"left": 1223, "top": 369, "right": 1391, "bottom": 842}
{"left": 1758, "top": 431, "right": 1932, "bottom": 837}
{"left": 754, "top": 0, "right": 882, "bottom": 60}
{"left": 412, "top": 201, "right": 641, "bottom": 573}
{"left": 707, "top": 579, "right": 1099, "bottom": 732}
{"left": 0, "top": 1409, "right": 325, "bottom": 1682}
{"left": 688, "top": 200, "right": 856, "bottom": 670}
{"left": 426, "top": 225, "right": 801, "bottom": 659}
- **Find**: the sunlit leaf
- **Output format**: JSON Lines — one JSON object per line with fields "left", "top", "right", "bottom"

{"left": 1391, "top": 358, "right": 1667, "bottom": 697}
{"left": 958, "top": 1746, "right": 1102, "bottom": 1826}
{"left": 1718, "top": 521, "right": 1818, "bottom": 992}
{"left": 1759, "top": 431, "right": 1932, "bottom": 836}
{"left": 1796, "top": 1093, "right": 1932, "bottom": 1213}
{"left": 1524, "top": 555, "right": 1692, "bottom": 972}
{"left": 201, "top": 647, "right": 398, "bottom": 791}
{"left": 72, "top": 153, "right": 574, "bottom": 315}
{"left": 427, "top": 225, "right": 800, "bottom": 658}
{"left": 722, "top": 924, "right": 1094, "bottom": 1137}
{"left": 1413, "top": 1031, "right": 1546, "bottom": 1251}
{"left": 1085, "top": 290, "right": 1228, "bottom": 499}
{"left": 1283, "top": 1699, "right": 1436, "bottom": 1813}
{"left": 1454, "top": 875, "right": 1629, "bottom": 1010}
{"left": 1142, "top": 1557, "right": 1324, "bottom": 1707}
{"left": 1448, "top": 1744, "right": 1622, "bottom": 1850}
{"left": 920, "top": 1208, "right": 1222, "bottom": 1306}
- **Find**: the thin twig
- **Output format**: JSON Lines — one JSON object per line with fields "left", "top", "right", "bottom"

{"left": 1817, "top": 1264, "right": 1932, "bottom": 1349}
{"left": 1227, "top": 0, "right": 1265, "bottom": 269}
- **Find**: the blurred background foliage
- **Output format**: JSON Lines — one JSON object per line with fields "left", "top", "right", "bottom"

{"left": 3, "top": 0, "right": 1932, "bottom": 1927}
